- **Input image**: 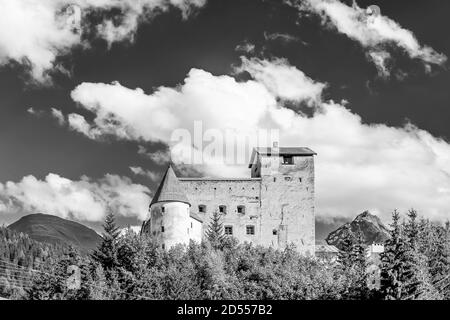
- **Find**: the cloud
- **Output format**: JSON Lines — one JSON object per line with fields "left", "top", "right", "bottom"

{"left": 292, "top": 0, "right": 447, "bottom": 77}
{"left": 138, "top": 146, "right": 171, "bottom": 164}
{"left": 129, "top": 166, "right": 161, "bottom": 182}
{"left": 61, "top": 57, "right": 450, "bottom": 222}
{"left": 264, "top": 32, "right": 303, "bottom": 44}
{"left": 0, "top": 173, "right": 151, "bottom": 222}
{"left": 235, "top": 41, "right": 256, "bottom": 54}
{"left": 236, "top": 57, "right": 325, "bottom": 105}
{"left": 0, "top": 0, "right": 206, "bottom": 83}
{"left": 51, "top": 108, "right": 65, "bottom": 125}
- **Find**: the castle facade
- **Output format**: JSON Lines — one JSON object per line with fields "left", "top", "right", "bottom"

{"left": 141, "top": 144, "right": 316, "bottom": 255}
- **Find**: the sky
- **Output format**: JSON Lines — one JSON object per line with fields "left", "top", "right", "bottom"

{"left": 0, "top": 0, "right": 449, "bottom": 232}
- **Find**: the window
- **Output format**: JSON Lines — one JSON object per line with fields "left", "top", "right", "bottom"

{"left": 191, "top": 222, "right": 193, "bottom": 228}
{"left": 162, "top": 244, "right": 165, "bottom": 250}
{"left": 161, "top": 226, "right": 165, "bottom": 232}
{"left": 198, "top": 205, "right": 206, "bottom": 213}
{"left": 282, "top": 155, "right": 294, "bottom": 165}
{"left": 224, "top": 226, "right": 233, "bottom": 235}
{"left": 161, "top": 206, "right": 165, "bottom": 213}
{"left": 246, "top": 225, "right": 255, "bottom": 235}
{"left": 237, "top": 205, "right": 245, "bottom": 214}
{"left": 284, "top": 176, "right": 292, "bottom": 181}
{"left": 219, "top": 205, "right": 227, "bottom": 214}
{"left": 273, "top": 229, "right": 278, "bottom": 236}
{"left": 299, "top": 177, "right": 302, "bottom": 183}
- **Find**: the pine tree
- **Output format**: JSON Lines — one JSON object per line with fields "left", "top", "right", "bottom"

{"left": 205, "top": 210, "right": 225, "bottom": 250}
{"left": 91, "top": 212, "right": 121, "bottom": 273}
{"left": 337, "top": 224, "right": 355, "bottom": 269}
{"left": 405, "top": 209, "right": 419, "bottom": 250}
{"left": 350, "top": 229, "right": 369, "bottom": 299}
{"left": 380, "top": 210, "right": 413, "bottom": 299}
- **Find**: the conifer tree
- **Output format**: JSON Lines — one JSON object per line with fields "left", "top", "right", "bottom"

{"left": 380, "top": 210, "right": 413, "bottom": 299}
{"left": 91, "top": 212, "right": 121, "bottom": 273}
{"left": 337, "top": 224, "right": 355, "bottom": 269}
{"left": 205, "top": 210, "right": 225, "bottom": 250}
{"left": 350, "top": 229, "right": 369, "bottom": 299}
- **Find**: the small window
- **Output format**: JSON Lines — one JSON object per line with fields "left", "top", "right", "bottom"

{"left": 237, "top": 205, "right": 245, "bottom": 214}
{"left": 246, "top": 225, "right": 255, "bottom": 235}
{"left": 299, "top": 177, "right": 302, "bottom": 183}
{"left": 273, "top": 177, "right": 276, "bottom": 182}
{"left": 198, "top": 205, "right": 206, "bottom": 213}
{"left": 191, "top": 222, "right": 193, "bottom": 228}
{"left": 273, "top": 229, "right": 278, "bottom": 236}
{"left": 162, "top": 244, "right": 165, "bottom": 250}
{"left": 219, "top": 205, "right": 227, "bottom": 214}
{"left": 224, "top": 226, "right": 233, "bottom": 235}
{"left": 161, "top": 206, "right": 165, "bottom": 213}
{"left": 284, "top": 176, "right": 292, "bottom": 181}
{"left": 161, "top": 226, "right": 165, "bottom": 232}
{"left": 282, "top": 155, "right": 294, "bottom": 165}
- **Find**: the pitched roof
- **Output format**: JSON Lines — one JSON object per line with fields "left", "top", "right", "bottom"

{"left": 150, "top": 165, "right": 191, "bottom": 207}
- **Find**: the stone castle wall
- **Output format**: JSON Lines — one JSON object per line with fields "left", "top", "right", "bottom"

{"left": 177, "top": 154, "right": 315, "bottom": 254}
{"left": 258, "top": 155, "right": 315, "bottom": 255}
{"left": 179, "top": 178, "right": 262, "bottom": 244}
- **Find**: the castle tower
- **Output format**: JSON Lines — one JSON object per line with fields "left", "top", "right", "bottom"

{"left": 249, "top": 143, "right": 316, "bottom": 255}
{"left": 142, "top": 164, "right": 202, "bottom": 249}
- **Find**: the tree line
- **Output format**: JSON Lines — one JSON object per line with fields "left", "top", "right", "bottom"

{"left": 0, "top": 209, "right": 449, "bottom": 300}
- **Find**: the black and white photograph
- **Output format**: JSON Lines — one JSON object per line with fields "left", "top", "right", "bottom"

{"left": 0, "top": 0, "right": 449, "bottom": 309}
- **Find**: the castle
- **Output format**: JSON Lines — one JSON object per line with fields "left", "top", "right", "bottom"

{"left": 141, "top": 144, "right": 316, "bottom": 255}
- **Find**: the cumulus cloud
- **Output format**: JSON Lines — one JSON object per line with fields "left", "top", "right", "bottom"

{"left": 0, "top": 0, "right": 206, "bottom": 83}
{"left": 292, "top": 0, "right": 447, "bottom": 77}
{"left": 236, "top": 57, "right": 325, "bottom": 105}
{"left": 61, "top": 57, "right": 450, "bottom": 222}
{"left": 0, "top": 173, "right": 151, "bottom": 222}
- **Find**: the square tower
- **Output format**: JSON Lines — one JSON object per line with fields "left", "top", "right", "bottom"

{"left": 248, "top": 144, "right": 316, "bottom": 255}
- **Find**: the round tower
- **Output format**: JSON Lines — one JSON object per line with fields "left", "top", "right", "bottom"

{"left": 147, "top": 165, "right": 192, "bottom": 249}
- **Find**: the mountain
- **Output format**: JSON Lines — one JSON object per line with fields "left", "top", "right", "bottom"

{"left": 326, "top": 211, "right": 391, "bottom": 249}
{"left": 8, "top": 213, "right": 101, "bottom": 254}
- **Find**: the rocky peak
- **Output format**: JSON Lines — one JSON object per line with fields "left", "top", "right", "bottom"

{"left": 326, "top": 211, "right": 391, "bottom": 249}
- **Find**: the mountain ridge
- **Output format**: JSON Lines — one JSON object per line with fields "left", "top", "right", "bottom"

{"left": 8, "top": 213, "right": 101, "bottom": 254}
{"left": 326, "top": 211, "right": 391, "bottom": 249}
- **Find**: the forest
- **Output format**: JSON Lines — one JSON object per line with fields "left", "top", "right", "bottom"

{"left": 0, "top": 209, "right": 449, "bottom": 300}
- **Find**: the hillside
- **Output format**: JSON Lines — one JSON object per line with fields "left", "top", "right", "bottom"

{"left": 326, "top": 211, "right": 391, "bottom": 249}
{"left": 8, "top": 213, "right": 101, "bottom": 254}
